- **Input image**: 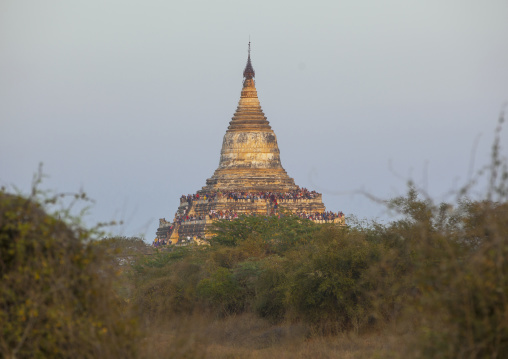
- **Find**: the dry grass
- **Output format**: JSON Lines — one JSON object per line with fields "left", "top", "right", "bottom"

{"left": 139, "top": 313, "right": 404, "bottom": 359}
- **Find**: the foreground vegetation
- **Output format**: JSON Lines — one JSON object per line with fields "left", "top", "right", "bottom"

{"left": 0, "top": 185, "right": 138, "bottom": 358}
{"left": 128, "top": 192, "right": 508, "bottom": 358}
{"left": 2, "top": 120, "right": 507, "bottom": 358}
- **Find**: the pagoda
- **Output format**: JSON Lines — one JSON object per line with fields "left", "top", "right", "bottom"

{"left": 156, "top": 43, "right": 343, "bottom": 244}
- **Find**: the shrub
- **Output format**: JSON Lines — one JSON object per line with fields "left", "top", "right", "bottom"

{"left": 209, "top": 214, "right": 319, "bottom": 254}
{"left": 284, "top": 226, "right": 381, "bottom": 333}
{"left": 0, "top": 190, "right": 138, "bottom": 358}
{"left": 132, "top": 257, "right": 202, "bottom": 320}
{"left": 252, "top": 257, "right": 288, "bottom": 322}
{"left": 406, "top": 200, "right": 508, "bottom": 358}
{"left": 381, "top": 115, "right": 508, "bottom": 358}
{"left": 197, "top": 267, "right": 245, "bottom": 316}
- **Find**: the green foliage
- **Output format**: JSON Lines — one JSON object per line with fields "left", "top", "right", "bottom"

{"left": 197, "top": 267, "right": 245, "bottom": 315}
{"left": 405, "top": 200, "right": 508, "bottom": 358}
{"left": 129, "top": 210, "right": 389, "bottom": 333}
{"left": 132, "top": 255, "right": 203, "bottom": 320}
{"left": 128, "top": 159, "right": 508, "bottom": 355}
{"left": 0, "top": 190, "right": 138, "bottom": 358}
{"left": 372, "top": 118, "right": 508, "bottom": 358}
{"left": 134, "top": 246, "right": 192, "bottom": 270}
{"left": 209, "top": 213, "right": 320, "bottom": 253}
{"left": 252, "top": 257, "right": 288, "bottom": 322}
{"left": 284, "top": 227, "right": 381, "bottom": 332}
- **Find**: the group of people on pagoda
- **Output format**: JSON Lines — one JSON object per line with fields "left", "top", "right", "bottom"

{"left": 179, "top": 187, "right": 321, "bottom": 205}
{"left": 175, "top": 209, "right": 240, "bottom": 223}
{"left": 175, "top": 209, "right": 344, "bottom": 223}
{"left": 208, "top": 209, "right": 239, "bottom": 220}
{"left": 173, "top": 187, "right": 344, "bottom": 225}
{"left": 174, "top": 206, "right": 202, "bottom": 225}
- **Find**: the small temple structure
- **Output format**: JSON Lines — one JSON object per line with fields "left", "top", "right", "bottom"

{"left": 155, "top": 43, "right": 344, "bottom": 245}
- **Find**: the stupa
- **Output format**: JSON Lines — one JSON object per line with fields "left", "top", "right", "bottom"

{"left": 156, "top": 43, "right": 344, "bottom": 244}
{"left": 201, "top": 44, "right": 297, "bottom": 193}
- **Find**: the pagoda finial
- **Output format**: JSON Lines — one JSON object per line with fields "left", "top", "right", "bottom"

{"left": 243, "top": 41, "right": 255, "bottom": 80}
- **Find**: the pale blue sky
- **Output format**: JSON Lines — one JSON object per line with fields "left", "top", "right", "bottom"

{"left": 1, "top": 0, "right": 507, "bottom": 238}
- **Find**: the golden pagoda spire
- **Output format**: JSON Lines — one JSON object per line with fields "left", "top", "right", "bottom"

{"left": 201, "top": 42, "right": 298, "bottom": 192}
{"left": 243, "top": 41, "right": 255, "bottom": 80}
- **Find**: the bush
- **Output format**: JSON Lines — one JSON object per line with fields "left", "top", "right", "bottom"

{"left": 0, "top": 190, "right": 138, "bottom": 358}
{"left": 209, "top": 214, "right": 320, "bottom": 253}
{"left": 197, "top": 267, "right": 245, "bottom": 316}
{"left": 252, "top": 257, "right": 288, "bottom": 322}
{"left": 406, "top": 200, "right": 508, "bottom": 358}
{"left": 284, "top": 226, "right": 381, "bottom": 333}
{"left": 377, "top": 115, "right": 508, "bottom": 357}
{"left": 132, "top": 256, "right": 202, "bottom": 320}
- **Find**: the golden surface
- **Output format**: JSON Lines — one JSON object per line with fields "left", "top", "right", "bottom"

{"left": 202, "top": 76, "right": 298, "bottom": 192}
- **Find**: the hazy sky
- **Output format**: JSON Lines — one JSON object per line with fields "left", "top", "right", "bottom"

{"left": 1, "top": 0, "right": 507, "bottom": 239}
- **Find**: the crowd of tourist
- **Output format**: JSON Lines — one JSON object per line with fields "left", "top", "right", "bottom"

{"left": 175, "top": 207, "right": 206, "bottom": 224}
{"left": 180, "top": 187, "right": 321, "bottom": 205}
{"left": 208, "top": 209, "right": 240, "bottom": 220}
{"left": 175, "top": 209, "right": 344, "bottom": 223}
{"left": 172, "top": 188, "right": 345, "bottom": 224}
